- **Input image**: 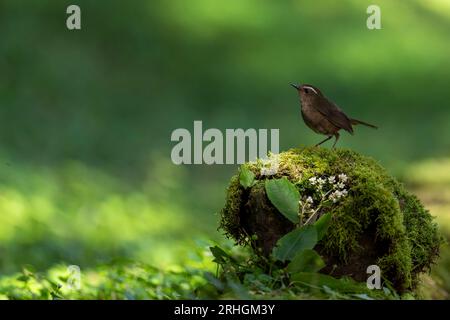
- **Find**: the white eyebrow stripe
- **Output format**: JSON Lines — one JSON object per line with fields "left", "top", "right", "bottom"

{"left": 303, "top": 86, "right": 318, "bottom": 94}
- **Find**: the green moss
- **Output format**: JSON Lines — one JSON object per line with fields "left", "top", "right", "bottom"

{"left": 219, "top": 147, "right": 443, "bottom": 291}
{"left": 219, "top": 174, "right": 247, "bottom": 245}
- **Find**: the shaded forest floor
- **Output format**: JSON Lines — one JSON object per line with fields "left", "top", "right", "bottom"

{"left": 0, "top": 160, "right": 449, "bottom": 300}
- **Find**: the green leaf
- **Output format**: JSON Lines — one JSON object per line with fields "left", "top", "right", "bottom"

{"left": 265, "top": 177, "right": 300, "bottom": 223}
{"left": 314, "top": 213, "right": 332, "bottom": 241}
{"left": 286, "top": 249, "right": 325, "bottom": 274}
{"left": 239, "top": 166, "right": 255, "bottom": 188}
{"left": 209, "top": 246, "right": 236, "bottom": 264}
{"left": 272, "top": 225, "right": 318, "bottom": 262}
{"left": 16, "top": 275, "right": 30, "bottom": 282}
{"left": 203, "top": 272, "right": 225, "bottom": 291}
{"left": 291, "top": 272, "right": 368, "bottom": 293}
{"left": 353, "top": 293, "right": 374, "bottom": 300}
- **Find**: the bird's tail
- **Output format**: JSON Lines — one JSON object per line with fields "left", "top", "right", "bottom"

{"left": 351, "top": 118, "right": 378, "bottom": 129}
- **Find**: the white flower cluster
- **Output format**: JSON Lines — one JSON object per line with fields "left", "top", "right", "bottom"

{"left": 338, "top": 173, "right": 348, "bottom": 182}
{"left": 308, "top": 176, "right": 322, "bottom": 187}
{"left": 329, "top": 174, "right": 348, "bottom": 203}
{"left": 329, "top": 189, "right": 348, "bottom": 203}
{"left": 308, "top": 173, "right": 349, "bottom": 203}
{"left": 298, "top": 173, "right": 349, "bottom": 225}
{"left": 299, "top": 196, "right": 315, "bottom": 215}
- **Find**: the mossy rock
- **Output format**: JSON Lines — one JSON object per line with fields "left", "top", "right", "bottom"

{"left": 219, "top": 147, "right": 443, "bottom": 292}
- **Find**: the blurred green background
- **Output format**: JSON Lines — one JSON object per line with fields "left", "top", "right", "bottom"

{"left": 0, "top": 0, "right": 449, "bottom": 296}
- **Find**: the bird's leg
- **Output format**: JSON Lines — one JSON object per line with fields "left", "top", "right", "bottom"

{"left": 332, "top": 132, "right": 340, "bottom": 149}
{"left": 315, "top": 135, "right": 332, "bottom": 147}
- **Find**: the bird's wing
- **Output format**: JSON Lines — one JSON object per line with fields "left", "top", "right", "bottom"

{"left": 312, "top": 97, "right": 354, "bottom": 134}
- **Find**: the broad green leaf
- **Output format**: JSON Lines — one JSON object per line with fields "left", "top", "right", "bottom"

{"left": 291, "top": 272, "right": 369, "bottom": 293}
{"left": 352, "top": 293, "right": 374, "bottom": 300}
{"left": 16, "top": 275, "right": 30, "bottom": 282}
{"left": 203, "top": 272, "right": 225, "bottom": 291}
{"left": 265, "top": 177, "right": 300, "bottom": 223}
{"left": 239, "top": 166, "right": 255, "bottom": 188}
{"left": 286, "top": 249, "right": 325, "bottom": 274}
{"left": 314, "top": 213, "right": 332, "bottom": 241}
{"left": 209, "top": 246, "right": 236, "bottom": 264}
{"left": 227, "top": 280, "right": 252, "bottom": 300}
{"left": 272, "top": 225, "right": 317, "bottom": 262}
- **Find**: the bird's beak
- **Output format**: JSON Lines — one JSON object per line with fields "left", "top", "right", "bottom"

{"left": 291, "top": 83, "right": 300, "bottom": 90}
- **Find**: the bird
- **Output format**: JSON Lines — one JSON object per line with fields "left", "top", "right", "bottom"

{"left": 291, "top": 83, "right": 377, "bottom": 148}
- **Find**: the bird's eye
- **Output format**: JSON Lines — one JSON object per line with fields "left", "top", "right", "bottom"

{"left": 303, "top": 88, "right": 308, "bottom": 93}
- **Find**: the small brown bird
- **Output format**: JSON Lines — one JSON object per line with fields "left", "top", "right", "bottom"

{"left": 291, "top": 83, "right": 377, "bottom": 148}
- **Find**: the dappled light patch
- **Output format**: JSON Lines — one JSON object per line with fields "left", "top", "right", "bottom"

{"left": 0, "top": 159, "right": 193, "bottom": 273}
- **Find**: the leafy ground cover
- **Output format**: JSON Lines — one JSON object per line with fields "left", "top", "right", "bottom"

{"left": 1, "top": 150, "right": 448, "bottom": 300}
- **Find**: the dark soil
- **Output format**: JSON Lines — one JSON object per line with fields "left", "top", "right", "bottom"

{"left": 240, "top": 183, "right": 295, "bottom": 256}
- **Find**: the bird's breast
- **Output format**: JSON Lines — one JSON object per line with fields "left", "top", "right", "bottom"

{"left": 301, "top": 105, "right": 339, "bottom": 135}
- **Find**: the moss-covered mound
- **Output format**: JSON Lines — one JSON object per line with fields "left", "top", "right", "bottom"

{"left": 219, "top": 148, "right": 442, "bottom": 292}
